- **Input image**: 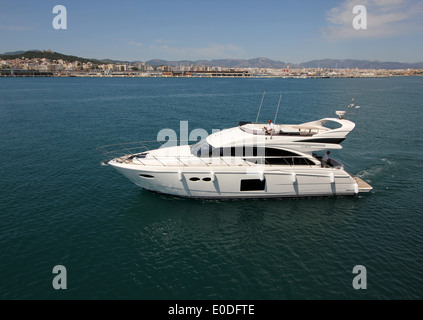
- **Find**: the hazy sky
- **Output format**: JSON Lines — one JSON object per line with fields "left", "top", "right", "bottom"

{"left": 1, "top": 0, "right": 422, "bottom": 63}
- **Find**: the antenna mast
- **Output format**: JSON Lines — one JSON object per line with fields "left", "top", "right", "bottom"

{"left": 274, "top": 94, "right": 282, "bottom": 124}
{"left": 255, "top": 91, "right": 265, "bottom": 123}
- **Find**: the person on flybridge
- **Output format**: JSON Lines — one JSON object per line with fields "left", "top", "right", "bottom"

{"left": 263, "top": 119, "right": 274, "bottom": 135}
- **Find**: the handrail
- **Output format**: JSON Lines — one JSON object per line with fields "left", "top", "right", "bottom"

{"left": 109, "top": 155, "right": 319, "bottom": 168}
{"left": 96, "top": 140, "right": 181, "bottom": 162}
{"left": 97, "top": 140, "right": 326, "bottom": 169}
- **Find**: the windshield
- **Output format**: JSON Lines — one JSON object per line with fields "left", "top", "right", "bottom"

{"left": 190, "top": 139, "right": 213, "bottom": 158}
{"left": 191, "top": 139, "right": 223, "bottom": 158}
{"left": 321, "top": 120, "right": 342, "bottom": 129}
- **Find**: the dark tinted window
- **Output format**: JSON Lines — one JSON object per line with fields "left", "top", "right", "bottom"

{"left": 240, "top": 179, "right": 266, "bottom": 191}
{"left": 194, "top": 145, "right": 315, "bottom": 166}
{"left": 292, "top": 158, "right": 315, "bottom": 165}
{"left": 265, "top": 148, "right": 297, "bottom": 157}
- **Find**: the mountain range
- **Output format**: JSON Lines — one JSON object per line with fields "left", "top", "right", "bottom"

{"left": 146, "top": 57, "right": 286, "bottom": 69}
{"left": 297, "top": 59, "right": 423, "bottom": 70}
{"left": 146, "top": 57, "right": 423, "bottom": 70}
{"left": 2, "top": 50, "right": 423, "bottom": 70}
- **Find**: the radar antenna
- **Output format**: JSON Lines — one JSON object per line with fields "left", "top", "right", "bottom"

{"left": 336, "top": 98, "right": 361, "bottom": 119}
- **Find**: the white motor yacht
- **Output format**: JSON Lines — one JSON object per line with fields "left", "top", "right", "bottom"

{"left": 98, "top": 113, "right": 372, "bottom": 199}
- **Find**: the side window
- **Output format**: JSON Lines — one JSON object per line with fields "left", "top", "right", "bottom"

{"left": 292, "top": 157, "right": 315, "bottom": 165}
{"left": 264, "top": 148, "right": 315, "bottom": 166}
{"left": 265, "top": 148, "right": 297, "bottom": 157}
{"left": 240, "top": 179, "right": 266, "bottom": 191}
{"left": 218, "top": 147, "right": 314, "bottom": 166}
{"left": 265, "top": 148, "right": 296, "bottom": 165}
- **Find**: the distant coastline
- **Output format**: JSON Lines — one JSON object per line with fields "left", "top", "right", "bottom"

{"left": 1, "top": 50, "right": 422, "bottom": 78}
{"left": 0, "top": 69, "right": 421, "bottom": 78}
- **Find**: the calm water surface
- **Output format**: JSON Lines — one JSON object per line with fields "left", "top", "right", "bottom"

{"left": 0, "top": 77, "right": 422, "bottom": 299}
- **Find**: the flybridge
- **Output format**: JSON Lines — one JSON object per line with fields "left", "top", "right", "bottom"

{"left": 203, "top": 117, "right": 355, "bottom": 152}
{"left": 239, "top": 118, "right": 355, "bottom": 137}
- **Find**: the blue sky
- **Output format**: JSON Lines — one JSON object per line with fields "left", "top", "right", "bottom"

{"left": 1, "top": 0, "right": 422, "bottom": 63}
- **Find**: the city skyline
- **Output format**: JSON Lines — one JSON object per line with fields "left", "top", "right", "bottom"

{"left": 1, "top": 0, "right": 423, "bottom": 64}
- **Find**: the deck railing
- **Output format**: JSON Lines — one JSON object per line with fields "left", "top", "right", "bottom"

{"left": 96, "top": 140, "right": 329, "bottom": 168}
{"left": 97, "top": 140, "right": 176, "bottom": 164}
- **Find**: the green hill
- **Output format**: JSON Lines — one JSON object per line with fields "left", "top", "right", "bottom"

{"left": 0, "top": 50, "right": 101, "bottom": 64}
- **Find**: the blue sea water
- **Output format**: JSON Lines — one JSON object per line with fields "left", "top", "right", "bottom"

{"left": 0, "top": 76, "right": 422, "bottom": 300}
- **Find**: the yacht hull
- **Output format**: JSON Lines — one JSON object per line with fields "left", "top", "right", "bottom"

{"left": 110, "top": 162, "right": 359, "bottom": 199}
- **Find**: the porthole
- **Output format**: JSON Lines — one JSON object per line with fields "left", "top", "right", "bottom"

{"left": 202, "top": 177, "right": 212, "bottom": 182}
{"left": 189, "top": 177, "right": 200, "bottom": 181}
{"left": 139, "top": 174, "right": 154, "bottom": 179}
